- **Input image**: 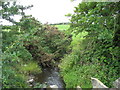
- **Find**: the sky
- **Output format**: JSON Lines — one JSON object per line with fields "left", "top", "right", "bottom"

{"left": 1, "top": 0, "right": 82, "bottom": 25}
{"left": 18, "top": 0, "right": 82, "bottom": 24}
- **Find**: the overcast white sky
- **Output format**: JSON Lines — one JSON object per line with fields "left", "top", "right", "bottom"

{"left": 18, "top": 0, "right": 82, "bottom": 24}
{"left": 1, "top": 0, "right": 82, "bottom": 25}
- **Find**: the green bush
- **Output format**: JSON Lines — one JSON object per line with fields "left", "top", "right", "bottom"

{"left": 2, "top": 16, "right": 43, "bottom": 88}
{"left": 59, "top": 2, "right": 120, "bottom": 88}
{"left": 2, "top": 15, "right": 70, "bottom": 88}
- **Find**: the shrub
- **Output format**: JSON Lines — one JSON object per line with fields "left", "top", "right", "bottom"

{"left": 59, "top": 2, "right": 120, "bottom": 88}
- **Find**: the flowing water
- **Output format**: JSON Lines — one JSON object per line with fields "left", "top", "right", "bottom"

{"left": 35, "top": 67, "right": 65, "bottom": 88}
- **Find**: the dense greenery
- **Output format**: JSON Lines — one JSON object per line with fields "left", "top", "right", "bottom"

{"left": 2, "top": 17, "right": 71, "bottom": 88}
{"left": 2, "top": 16, "right": 42, "bottom": 88}
{"left": 59, "top": 2, "right": 120, "bottom": 88}
{"left": 1, "top": 2, "right": 70, "bottom": 88}
{"left": 1, "top": 2, "right": 33, "bottom": 24}
{"left": 1, "top": 1, "right": 120, "bottom": 89}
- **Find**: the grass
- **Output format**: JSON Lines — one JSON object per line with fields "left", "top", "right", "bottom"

{"left": 20, "top": 61, "right": 42, "bottom": 75}
{"left": 52, "top": 24, "right": 70, "bottom": 31}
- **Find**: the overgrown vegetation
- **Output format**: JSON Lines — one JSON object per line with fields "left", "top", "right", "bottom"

{"left": 59, "top": 2, "right": 120, "bottom": 88}
{"left": 2, "top": 16, "right": 42, "bottom": 88}
{"left": 1, "top": 1, "right": 120, "bottom": 89}
{"left": 1, "top": 2, "right": 70, "bottom": 88}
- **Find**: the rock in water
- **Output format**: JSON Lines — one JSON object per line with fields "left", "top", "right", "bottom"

{"left": 91, "top": 77, "right": 108, "bottom": 88}
{"left": 113, "top": 77, "right": 120, "bottom": 88}
{"left": 27, "top": 78, "right": 34, "bottom": 83}
{"left": 49, "top": 85, "right": 58, "bottom": 88}
{"left": 48, "top": 85, "right": 58, "bottom": 90}
{"left": 77, "top": 86, "right": 82, "bottom": 90}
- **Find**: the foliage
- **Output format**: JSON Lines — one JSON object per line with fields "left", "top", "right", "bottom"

{"left": 2, "top": 1, "right": 120, "bottom": 89}
{"left": 2, "top": 24, "right": 41, "bottom": 88}
{"left": 19, "top": 61, "right": 41, "bottom": 75}
{"left": 0, "top": 1, "right": 33, "bottom": 24}
{"left": 59, "top": 2, "right": 120, "bottom": 88}
{"left": 2, "top": 63, "right": 29, "bottom": 88}
{"left": 2, "top": 1, "right": 71, "bottom": 88}
{"left": 1, "top": 2, "right": 41, "bottom": 88}
{"left": 60, "top": 64, "right": 100, "bottom": 88}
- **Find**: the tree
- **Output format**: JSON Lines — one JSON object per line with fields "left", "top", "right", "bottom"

{"left": 60, "top": 2, "right": 120, "bottom": 88}
{"left": 0, "top": 1, "right": 33, "bottom": 24}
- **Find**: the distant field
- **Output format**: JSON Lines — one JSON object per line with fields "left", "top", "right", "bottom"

{"left": 52, "top": 24, "right": 70, "bottom": 30}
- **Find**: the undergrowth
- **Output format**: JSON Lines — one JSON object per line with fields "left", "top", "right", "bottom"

{"left": 59, "top": 2, "right": 120, "bottom": 88}
{"left": 2, "top": 15, "right": 70, "bottom": 88}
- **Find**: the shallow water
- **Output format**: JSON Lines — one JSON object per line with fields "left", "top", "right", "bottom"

{"left": 35, "top": 67, "right": 65, "bottom": 88}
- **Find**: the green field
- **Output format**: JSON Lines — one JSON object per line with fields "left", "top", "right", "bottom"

{"left": 54, "top": 24, "right": 70, "bottom": 30}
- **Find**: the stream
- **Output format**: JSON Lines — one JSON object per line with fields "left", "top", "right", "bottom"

{"left": 34, "top": 67, "right": 65, "bottom": 88}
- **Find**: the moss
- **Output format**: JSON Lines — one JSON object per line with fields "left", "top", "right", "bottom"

{"left": 20, "top": 61, "right": 42, "bottom": 74}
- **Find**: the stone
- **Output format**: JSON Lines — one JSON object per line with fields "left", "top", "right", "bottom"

{"left": 91, "top": 77, "right": 108, "bottom": 88}
{"left": 113, "top": 77, "right": 120, "bottom": 88}
{"left": 49, "top": 85, "right": 58, "bottom": 88}
{"left": 48, "top": 85, "right": 58, "bottom": 90}
{"left": 27, "top": 78, "right": 34, "bottom": 83}
{"left": 77, "top": 86, "right": 82, "bottom": 90}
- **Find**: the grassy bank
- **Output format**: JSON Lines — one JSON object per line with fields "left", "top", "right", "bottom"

{"left": 59, "top": 2, "right": 120, "bottom": 88}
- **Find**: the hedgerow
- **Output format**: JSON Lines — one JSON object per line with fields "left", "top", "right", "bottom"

{"left": 59, "top": 2, "right": 120, "bottom": 88}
